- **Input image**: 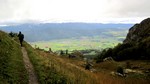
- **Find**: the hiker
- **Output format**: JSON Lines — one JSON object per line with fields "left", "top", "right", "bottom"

{"left": 18, "top": 31, "right": 24, "bottom": 46}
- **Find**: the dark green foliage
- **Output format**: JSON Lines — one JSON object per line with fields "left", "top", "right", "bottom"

{"left": 85, "top": 62, "right": 91, "bottom": 70}
{"left": 66, "top": 49, "right": 68, "bottom": 55}
{"left": 60, "top": 50, "right": 64, "bottom": 55}
{"left": 9, "top": 31, "right": 17, "bottom": 37}
{"left": 96, "top": 37, "right": 150, "bottom": 61}
{"left": 104, "top": 48, "right": 113, "bottom": 58}
{"left": 96, "top": 48, "right": 112, "bottom": 62}
{"left": 96, "top": 59, "right": 103, "bottom": 63}
{"left": 116, "top": 66, "right": 124, "bottom": 74}
{"left": 49, "top": 48, "right": 52, "bottom": 52}
{"left": 126, "top": 62, "right": 131, "bottom": 68}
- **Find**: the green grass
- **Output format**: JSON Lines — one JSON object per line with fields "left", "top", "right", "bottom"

{"left": 0, "top": 31, "right": 28, "bottom": 84}
{"left": 30, "top": 28, "right": 128, "bottom": 51}
{"left": 24, "top": 42, "right": 99, "bottom": 84}
{"left": 24, "top": 42, "right": 67, "bottom": 84}
{"left": 25, "top": 42, "right": 150, "bottom": 84}
{"left": 31, "top": 35, "right": 124, "bottom": 51}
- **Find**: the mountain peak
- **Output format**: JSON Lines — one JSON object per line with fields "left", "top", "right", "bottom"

{"left": 124, "top": 18, "right": 150, "bottom": 43}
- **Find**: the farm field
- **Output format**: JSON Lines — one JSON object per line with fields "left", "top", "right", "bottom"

{"left": 30, "top": 35, "right": 125, "bottom": 52}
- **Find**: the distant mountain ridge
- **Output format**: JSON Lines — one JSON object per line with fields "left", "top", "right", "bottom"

{"left": 0, "top": 23, "right": 133, "bottom": 42}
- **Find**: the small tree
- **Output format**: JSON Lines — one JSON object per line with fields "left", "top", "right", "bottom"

{"left": 66, "top": 49, "right": 68, "bottom": 55}
{"left": 9, "top": 31, "right": 17, "bottom": 37}
{"left": 60, "top": 50, "right": 64, "bottom": 55}
{"left": 49, "top": 48, "right": 52, "bottom": 52}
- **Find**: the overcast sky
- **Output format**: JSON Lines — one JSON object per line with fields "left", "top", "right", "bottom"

{"left": 0, "top": 0, "right": 150, "bottom": 24}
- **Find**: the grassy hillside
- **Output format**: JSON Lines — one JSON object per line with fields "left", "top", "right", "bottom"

{"left": 24, "top": 40, "right": 150, "bottom": 84}
{"left": 0, "top": 30, "right": 28, "bottom": 83}
{"left": 24, "top": 42, "right": 68, "bottom": 83}
{"left": 25, "top": 41, "right": 104, "bottom": 83}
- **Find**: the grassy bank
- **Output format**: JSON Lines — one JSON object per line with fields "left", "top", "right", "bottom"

{"left": 24, "top": 40, "right": 150, "bottom": 84}
{"left": 24, "top": 42, "right": 67, "bottom": 83}
{"left": 0, "top": 31, "right": 28, "bottom": 83}
{"left": 24, "top": 42, "right": 99, "bottom": 84}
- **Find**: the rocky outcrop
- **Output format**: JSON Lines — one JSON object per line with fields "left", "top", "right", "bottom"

{"left": 96, "top": 18, "right": 150, "bottom": 61}
{"left": 124, "top": 18, "right": 150, "bottom": 43}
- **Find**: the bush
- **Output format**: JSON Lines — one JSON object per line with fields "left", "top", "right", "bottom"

{"left": 96, "top": 40, "right": 150, "bottom": 61}
{"left": 9, "top": 32, "right": 17, "bottom": 37}
{"left": 96, "top": 59, "right": 103, "bottom": 63}
{"left": 126, "top": 62, "right": 131, "bottom": 69}
{"left": 116, "top": 66, "right": 124, "bottom": 74}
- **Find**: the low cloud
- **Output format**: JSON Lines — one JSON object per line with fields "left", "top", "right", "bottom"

{"left": 112, "top": 0, "right": 150, "bottom": 17}
{"left": 0, "top": 0, "right": 149, "bottom": 23}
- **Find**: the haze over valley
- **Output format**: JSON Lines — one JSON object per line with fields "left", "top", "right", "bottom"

{"left": 0, "top": 23, "right": 133, "bottom": 51}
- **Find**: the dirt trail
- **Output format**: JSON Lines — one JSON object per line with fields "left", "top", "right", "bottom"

{"left": 22, "top": 47, "right": 39, "bottom": 84}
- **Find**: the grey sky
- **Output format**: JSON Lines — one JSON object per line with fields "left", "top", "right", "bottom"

{"left": 0, "top": 0, "right": 149, "bottom": 23}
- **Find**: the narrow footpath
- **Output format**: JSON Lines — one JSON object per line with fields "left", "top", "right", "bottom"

{"left": 21, "top": 47, "right": 39, "bottom": 84}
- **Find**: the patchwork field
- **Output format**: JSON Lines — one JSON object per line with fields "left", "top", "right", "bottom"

{"left": 30, "top": 35, "right": 125, "bottom": 52}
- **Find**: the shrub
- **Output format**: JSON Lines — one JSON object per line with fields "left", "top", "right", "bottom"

{"left": 126, "top": 62, "right": 131, "bottom": 69}
{"left": 116, "top": 66, "right": 124, "bottom": 74}
{"left": 96, "top": 59, "right": 103, "bottom": 63}
{"left": 9, "top": 32, "right": 17, "bottom": 37}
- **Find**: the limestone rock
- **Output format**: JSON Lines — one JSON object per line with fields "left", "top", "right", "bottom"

{"left": 124, "top": 18, "right": 150, "bottom": 43}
